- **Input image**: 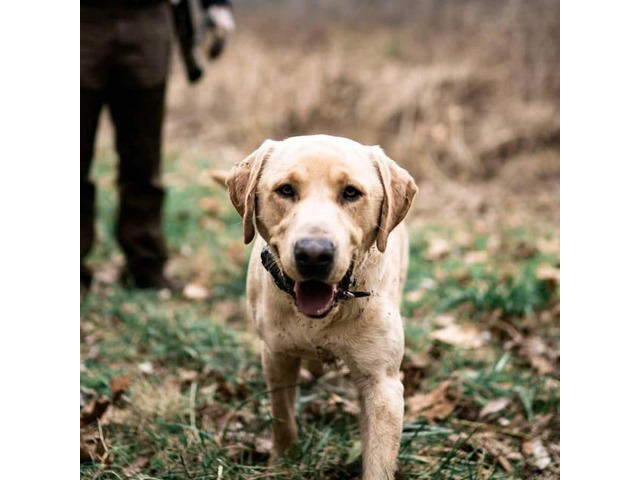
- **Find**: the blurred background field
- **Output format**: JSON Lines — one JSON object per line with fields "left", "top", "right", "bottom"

{"left": 82, "top": 0, "right": 559, "bottom": 478}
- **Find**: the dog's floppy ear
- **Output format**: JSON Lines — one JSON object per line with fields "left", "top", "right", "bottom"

{"left": 370, "top": 146, "right": 418, "bottom": 253}
{"left": 227, "top": 140, "right": 277, "bottom": 244}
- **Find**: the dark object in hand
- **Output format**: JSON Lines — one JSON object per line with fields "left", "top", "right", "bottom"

{"left": 171, "top": 0, "right": 231, "bottom": 83}
{"left": 208, "top": 34, "right": 226, "bottom": 60}
{"left": 171, "top": 0, "right": 204, "bottom": 83}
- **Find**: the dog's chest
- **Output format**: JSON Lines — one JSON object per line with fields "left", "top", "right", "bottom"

{"left": 263, "top": 317, "right": 344, "bottom": 363}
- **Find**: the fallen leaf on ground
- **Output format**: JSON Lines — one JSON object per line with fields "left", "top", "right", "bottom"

{"left": 537, "top": 236, "right": 560, "bottom": 255}
{"left": 479, "top": 397, "right": 511, "bottom": 419}
{"left": 80, "top": 395, "right": 110, "bottom": 426}
{"left": 530, "top": 356, "right": 555, "bottom": 375}
{"left": 103, "top": 405, "right": 130, "bottom": 425}
{"left": 430, "top": 324, "right": 484, "bottom": 349}
{"left": 226, "top": 241, "right": 247, "bottom": 266}
{"left": 329, "top": 392, "right": 360, "bottom": 416}
{"left": 123, "top": 457, "right": 149, "bottom": 476}
{"left": 471, "top": 431, "right": 523, "bottom": 470}
{"left": 427, "top": 238, "right": 452, "bottom": 260}
{"left": 183, "top": 283, "right": 209, "bottom": 300}
{"left": 511, "top": 240, "right": 539, "bottom": 259}
{"left": 406, "top": 380, "right": 459, "bottom": 422}
{"left": 405, "top": 288, "right": 425, "bottom": 303}
{"left": 454, "top": 230, "right": 473, "bottom": 248}
{"left": 138, "top": 361, "right": 154, "bottom": 374}
{"left": 199, "top": 197, "right": 222, "bottom": 216}
{"left": 519, "top": 336, "right": 556, "bottom": 375}
{"left": 254, "top": 436, "right": 273, "bottom": 455}
{"left": 464, "top": 250, "right": 489, "bottom": 265}
{"left": 158, "top": 289, "right": 171, "bottom": 300}
{"left": 178, "top": 369, "right": 199, "bottom": 384}
{"left": 80, "top": 442, "right": 94, "bottom": 463}
{"left": 434, "top": 314, "right": 456, "bottom": 327}
{"left": 94, "top": 263, "right": 120, "bottom": 285}
{"left": 522, "top": 438, "right": 551, "bottom": 470}
{"left": 401, "top": 351, "right": 430, "bottom": 397}
{"left": 110, "top": 375, "right": 131, "bottom": 403}
{"left": 536, "top": 264, "right": 560, "bottom": 290}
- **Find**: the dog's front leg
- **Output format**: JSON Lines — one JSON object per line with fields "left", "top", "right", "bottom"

{"left": 355, "top": 373, "right": 404, "bottom": 480}
{"left": 261, "top": 343, "right": 301, "bottom": 459}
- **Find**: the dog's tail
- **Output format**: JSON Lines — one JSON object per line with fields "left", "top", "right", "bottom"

{"left": 209, "top": 169, "right": 229, "bottom": 188}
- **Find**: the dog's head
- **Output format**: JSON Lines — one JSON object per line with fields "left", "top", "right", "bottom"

{"left": 226, "top": 135, "right": 417, "bottom": 318}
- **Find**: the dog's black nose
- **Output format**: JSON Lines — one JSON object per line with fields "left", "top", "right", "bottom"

{"left": 294, "top": 238, "right": 335, "bottom": 279}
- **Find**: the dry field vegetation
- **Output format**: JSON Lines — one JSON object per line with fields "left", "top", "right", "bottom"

{"left": 81, "top": 1, "right": 559, "bottom": 478}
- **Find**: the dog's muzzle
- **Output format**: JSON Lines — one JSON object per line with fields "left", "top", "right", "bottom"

{"left": 260, "top": 245, "right": 370, "bottom": 318}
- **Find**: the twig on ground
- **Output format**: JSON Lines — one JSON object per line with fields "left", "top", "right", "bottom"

{"left": 179, "top": 452, "right": 194, "bottom": 480}
{"left": 450, "top": 418, "right": 530, "bottom": 439}
{"left": 97, "top": 421, "right": 109, "bottom": 463}
{"left": 189, "top": 381, "right": 199, "bottom": 444}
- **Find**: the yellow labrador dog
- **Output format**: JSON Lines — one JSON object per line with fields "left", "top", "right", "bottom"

{"left": 221, "top": 134, "right": 417, "bottom": 479}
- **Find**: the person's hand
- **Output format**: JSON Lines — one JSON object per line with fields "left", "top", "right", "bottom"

{"left": 207, "top": 5, "right": 235, "bottom": 37}
{"left": 205, "top": 4, "right": 235, "bottom": 59}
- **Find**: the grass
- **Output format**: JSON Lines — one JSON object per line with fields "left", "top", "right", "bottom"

{"left": 81, "top": 149, "right": 559, "bottom": 479}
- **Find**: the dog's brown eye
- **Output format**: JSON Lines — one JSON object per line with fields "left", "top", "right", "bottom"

{"left": 276, "top": 184, "right": 295, "bottom": 198}
{"left": 342, "top": 185, "right": 362, "bottom": 201}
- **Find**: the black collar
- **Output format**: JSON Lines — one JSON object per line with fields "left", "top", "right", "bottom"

{"left": 260, "top": 245, "right": 371, "bottom": 301}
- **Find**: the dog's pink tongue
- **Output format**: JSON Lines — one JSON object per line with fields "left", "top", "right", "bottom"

{"left": 294, "top": 281, "right": 336, "bottom": 317}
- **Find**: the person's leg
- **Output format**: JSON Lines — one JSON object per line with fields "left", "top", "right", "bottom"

{"left": 80, "top": 3, "right": 111, "bottom": 288}
{"left": 108, "top": 2, "right": 176, "bottom": 289}
{"left": 108, "top": 82, "right": 170, "bottom": 286}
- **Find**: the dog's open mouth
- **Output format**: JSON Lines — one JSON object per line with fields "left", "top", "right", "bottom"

{"left": 260, "top": 245, "right": 371, "bottom": 319}
{"left": 294, "top": 281, "right": 337, "bottom": 318}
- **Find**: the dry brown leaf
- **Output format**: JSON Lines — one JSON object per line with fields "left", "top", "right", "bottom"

{"left": 80, "top": 427, "right": 111, "bottom": 465}
{"left": 430, "top": 324, "right": 484, "bottom": 349}
{"left": 427, "top": 238, "right": 452, "bottom": 260}
{"left": 178, "top": 369, "right": 199, "bottom": 383}
{"left": 530, "top": 356, "right": 554, "bottom": 375}
{"left": 464, "top": 250, "right": 488, "bottom": 265}
{"left": 454, "top": 230, "right": 473, "bottom": 248}
{"left": 511, "top": 240, "right": 539, "bottom": 260}
{"left": 103, "top": 406, "right": 130, "bottom": 425}
{"left": 123, "top": 456, "right": 149, "bottom": 476}
{"left": 522, "top": 438, "right": 551, "bottom": 470}
{"left": 536, "top": 264, "right": 560, "bottom": 289}
{"left": 329, "top": 392, "right": 360, "bottom": 416}
{"left": 254, "top": 436, "right": 274, "bottom": 454}
{"left": 110, "top": 376, "right": 131, "bottom": 403}
{"left": 138, "top": 361, "right": 154, "bottom": 374}
{"left": 183, "top": 283, "right": 209, "bottom": 300}
{"left": 199, "top": 197, "right": 223, "bottom": 216}
{"left": 434, "top": 314, "right": 456, "bottom": 327}
{"left": 478, "top": 397, "right": 511, "bottom": 419}
{"left": 406, "top": 380, "right": 458, "bottom": 422}
{"left": 537, "top": 237, "right": 560, "bottom": 255}
{"left": 225, "top": 241, "right": 247, "bottom": 266}
{"left": 405, "top": 288, "right": 426, "bottom": 303}
{"left": 470, "top": 432, "right": 523, "bottom": 471}
{"left": 401, "top": 351, "right": 430, "bottom": 397}
{"left": 519, "top": 336, "right": 556, "bottom": 375}
{"left": 80, "top": 442, "right": 94, "bottom": 463}
{"left": 94, "top": 264, "right": 120, "bottom": 285}
{"left": 80, "top": 395, "right": 110, "bottom": 427}
{"left": 402, "top": 351, "right": 429, "bottom": 370}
